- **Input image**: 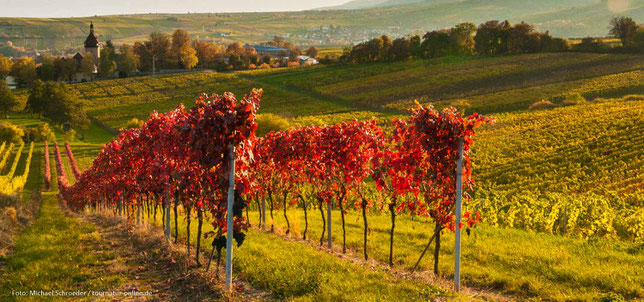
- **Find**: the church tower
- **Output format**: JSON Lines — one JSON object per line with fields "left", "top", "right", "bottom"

{"left": 84, "top": 22, "right": 100, "bottom": 62}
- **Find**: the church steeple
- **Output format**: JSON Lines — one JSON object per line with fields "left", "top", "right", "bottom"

{"left": 84, "top": 21, "right": 100, "bottom": 62}
{"left": 84, "top": 22, "right": 99, "bottom": 49}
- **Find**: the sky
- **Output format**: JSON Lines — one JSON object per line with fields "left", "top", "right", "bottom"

{"left": 0, "top": 0, "right": 350, "bottom": 18}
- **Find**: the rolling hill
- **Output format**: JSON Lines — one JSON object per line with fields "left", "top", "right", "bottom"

{"left": 1, "top": 0, "right": 642, "bottom": 53}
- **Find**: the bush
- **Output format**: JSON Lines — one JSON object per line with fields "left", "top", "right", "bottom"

{"left": 256, "top": 113, "right": 291, "bottom": 137}
{"left": 63, "top": 129, "right": 76, "bottom": 142}
{"left": 287, "top": 61, "right": 301, "bottom": 67}
{"left": 259, "top": 63, "right": 271, "bottom": 69}
{"left": 23, "top": 123, "right": 55, "bottom": 142}
{"left": 561, "top": 93, "right": 586, "bottom": 106}
{"left": 36, "top": 123, "right": 56, "bottom": 142}
{"left": 0, "top": 122, "right": 24, "bottom": 143}
{"left": 529, "top": 100, "right": 555, "bottom": 110}
{"left": 125, "top": 118, "right": 142, "bottom": 129}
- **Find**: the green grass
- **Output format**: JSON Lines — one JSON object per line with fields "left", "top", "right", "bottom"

{"left": 257, "top": 206, "right": 643, "bottom": 301}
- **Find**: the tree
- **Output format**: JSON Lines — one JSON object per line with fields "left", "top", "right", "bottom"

{"left": 288, "top": 48, "right": 301, "bottom": 62}
{"left": 390, "top": 37, "right": 411, "bottom": 61}
{"left": 26, "top": 80, "right": 47, "bottom": 117}
{"left": 9, "top": 57, "right": 38, "bottom": 87}
{"left": 539, "top": 31, "right": 570, "bottom": 52}
{"left": 506, "top": 22, "right": 540, "bottom": 53}
{"left": 449, "top": 22, "right": 476, "bottom": 55}
{"left": 609, "top": 17, "right": 638, "bottom": 46}
{"left": 149, "top": 33, "right": 172, "bottom": 69}
{"left": 172, "top": 29, "right": 197, "bottom": 69}
{"left": 422, "top": 30, "right": 451, "bottom": 58}
{"left": 37, "top": 82, "right": 89, "bottom": 136}
{"left": 79, "top": 52, "right": 97, "bottom": 79}
{"left": 409, "top": 35, "right": 422, "bottom": 57}
{"left": 633, "top": 26, "right": 644, "bottom": 50}
{"left": 38, "top": 55, "right": 56, "bottom": 81}
{"left": 0, "top": 54, "right": 12, "bottom": 78}
{"left": 227, "top": 42, "right": 244, "bottom": 55}
{"left": 117, "top": 44, "right": 140, "bottom": 77}
{"left": 54, "top": 57, "right": 77, "bottom": 82}
{"left": 474, "top": 20, "right": 510, "bottom": 55}
{"left": 0, "top": 81, "right": 18, "bottom": 118}
{"left": 179, "top": 46, "right": 198, "bottom": 70}
{"left": 194, "top": 40, "right": 222, "bottom": 67}
{"left": 272, "top": 36, "right": 285, "bottom": 47}
{"left": 305, "top": 46, "right": 319, "bottom": 58}
{"left": 228, "top": 53, "right": 244, "bottom": 69}
{"left": 100, "top": 42, "right": 118, "bottom": 77}
{"left": 380, "top": 35, "right": 393, "bottom": 61}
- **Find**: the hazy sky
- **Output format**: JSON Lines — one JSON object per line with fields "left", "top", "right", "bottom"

{"left": 0, "top": 0, "right": 350, "bottom": 18}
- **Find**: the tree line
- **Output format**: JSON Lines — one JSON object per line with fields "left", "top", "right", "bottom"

{"left": 101, "top": 32, "right": 320, "bottom": 76}
{"left": 0, "top": 31, "right": 321, "bottom": 89}
{"left": 342, "top": 17, "right": 643, "bottom": 63}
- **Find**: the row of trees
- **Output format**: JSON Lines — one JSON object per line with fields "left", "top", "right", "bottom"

{"left": 100, "top": 32, "right": 320, "bottom": 75}
{"left": 25, "top": 81, "right": 89, "bottom": 135}
{"left": 61, "top": 89, "right": 491, "bottom": 275}
{"left": 343, "top": 17, "right": 643, "bottom": 63}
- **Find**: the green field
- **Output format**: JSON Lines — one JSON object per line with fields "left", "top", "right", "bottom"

{"left": 73, "top": 53, "right": 643, "bottom": 128}
{"left": 250, "top": 53, "right": 643, "bottom": 113}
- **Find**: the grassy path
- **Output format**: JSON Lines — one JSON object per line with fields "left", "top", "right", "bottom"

{"left": 0, "top": 192, "right": 128, "bottom": 301}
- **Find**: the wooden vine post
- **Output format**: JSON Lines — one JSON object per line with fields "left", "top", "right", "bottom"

{"left": 165, "top": 191, "right": 171, "bottom": 241}
{"left": 118, "top": 195, "right": 123, "bottom": 216}
{"left": 327, "top": 201, "right": 332, "bottom": 249}
{"left": 137, "top": 203, "right": 142, "bottom": 225}
{"left": 454, "top": 137, "right": 464, "bottom": 292}
{"left": 225, "top": 144, "right": 235, "bottom": 292}
{"left": 261, "top": 196, "right": 266, "bottom": 230}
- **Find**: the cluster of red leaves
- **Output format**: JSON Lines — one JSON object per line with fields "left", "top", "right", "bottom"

{"left": 404, "top": 104, "right": 493, "bottom": 230}
{"left": 251, "top": 106, "right": 491, "bottom": 232}
{"left": 43, "top": 141, "right": 51, "bottom": 191}
{"left": 252, "top": 120, "right": 382, "bottom": 211}
{"left": 64, "top": 142, "right": 82, "bottom": 182}
{"left": 63, "top": 90, "right": 261, "bottom": 239}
